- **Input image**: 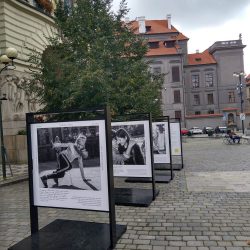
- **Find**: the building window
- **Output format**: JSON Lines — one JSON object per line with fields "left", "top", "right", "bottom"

{"left": 172, "top": 66, "right": 180, "bottom": 82}
{"left": 174, "top": 90, "right": 181, "bottom": 103}
{"left": 228, "top": 91, "right": 235, "bottom": 103}
{"left": 148, "top": 42, "right": 159, "bottom": 49}
{"left": 205, "top": 73, "right": 213, "bottom": 87}
{"left": 195, "top": 111, "right": 201, "bottom": 115}
{"left": 153, "top": 67, "right": 161, "bottom": 74}
{"left": 208, "top": 109, "right": 214, "bottom": 114}
{"left": 247, "top": 88, "right": 250, "bottom": 99}
{"left": 207, "top": 93, "right": 214, "bottom": 105}
{"left": 192, "top": 74, "right": 200, "bottom": 88}
{"left": 146, "top": 25, "right": 151, "bottom": 32}
{"left": 193, "top": 94, "right": 200, "bottom": 105}
{"left": 164, "top": 41, "right": 175, "bottom": 48}
{"left": 175, "top": 110, "right": 182, "bottom": 119}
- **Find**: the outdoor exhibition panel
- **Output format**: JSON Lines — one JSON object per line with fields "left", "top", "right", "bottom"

{"left": 112, "top": 113, "right": 158, "bottom": 207}
{"left": 126, "top": 116, "right": 173, "bottom": 183}
{"left": 155, "top": 118, "right": 184, "bottom": 171}
{"left": 9, "top": 107, "right": 126, "bottom": 250}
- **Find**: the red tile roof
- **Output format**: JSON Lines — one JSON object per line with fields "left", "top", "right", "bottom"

{"left": 146, "top": 41, "right": 180, "bottom": 56}
{"left": 128, "top": 19, "right": 188, "bottom": 57}
{"left": 130, "top": 19, "right": 189, "bottom": 40}
{"left": 188, "top": 49, "right": 217, "bottom": 66}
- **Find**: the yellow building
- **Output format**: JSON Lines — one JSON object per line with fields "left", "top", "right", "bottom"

{"left": 0, "top": 0, "right": 56, "bottom": 135}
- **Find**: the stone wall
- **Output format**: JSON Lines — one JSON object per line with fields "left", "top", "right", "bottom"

{"left": 4, "top": 134, "right": 27, "bottom": 164}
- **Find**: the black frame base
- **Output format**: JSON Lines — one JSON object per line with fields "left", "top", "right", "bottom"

{"left": 115, "top": 188, "right": 159, "bottom": 207}
{"left": 8, "top": 219, "right": 127, "bottom": 250}
{"left": 125, "top": 172, "right": 173, "bottom": 183}
{"left": 155, "top": 163, "right": 183, "bottom": 171}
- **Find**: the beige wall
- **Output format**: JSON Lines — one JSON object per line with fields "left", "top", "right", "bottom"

{"left": 4, "top": 134, "right": 27, "bottom": 163}
{"left": 0, "top": 0, "right": 56, "bottom": 135}
{"left": 1, "top": 0, "right": 56, "bottom": 72}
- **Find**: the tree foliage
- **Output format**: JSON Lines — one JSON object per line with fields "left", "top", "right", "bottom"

{"left": 26, "top": 0, "right": 163, "bottom": 116}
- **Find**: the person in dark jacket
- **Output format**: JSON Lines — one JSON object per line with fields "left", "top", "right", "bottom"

{"left": 115, "top": 128, "right": 145, "bottom": 165}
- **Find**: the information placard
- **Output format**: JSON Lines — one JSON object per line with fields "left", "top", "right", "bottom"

{"left": 31, "top": 120, "right": 109, "bottom": 211}
{"left": 111, "top": 120, "right": 152, "bottom": 177}
{"left": 152, "top": 121, "right": 170, "bottom": 163}
{"left": 170, "top": 122, "right": 181, "bottom": 156}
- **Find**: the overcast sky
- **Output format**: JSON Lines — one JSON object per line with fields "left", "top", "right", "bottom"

{"left": 112, "top": 0, "right": 250, "bottom": 75}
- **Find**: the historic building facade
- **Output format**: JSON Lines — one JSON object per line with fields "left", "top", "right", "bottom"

{"left": 0, "top": 0, "right": 56, "bottom": 135}
{"left": 0, "top": 2, "right": 247, "bottom": 134}
{"left": 131, "top": 17, "right": 246, "bottom": 130}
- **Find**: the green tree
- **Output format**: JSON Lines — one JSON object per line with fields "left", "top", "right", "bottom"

{"left": 26, "top": 0, "right": 163, "bottom": 116}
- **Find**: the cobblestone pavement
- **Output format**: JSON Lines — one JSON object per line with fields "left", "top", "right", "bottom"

{"left": 1, "top": 138, "right": 250, "bottom": 250}
{"left": 0, "top": 164, "right": 28, "bottom": 187}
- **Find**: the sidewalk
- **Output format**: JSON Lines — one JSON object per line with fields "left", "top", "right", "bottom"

{"left": 1, "top": 139, "right": 250, "bottom": 250}
{"left": 0, "top": 164, "right": 28, "bottom": 187}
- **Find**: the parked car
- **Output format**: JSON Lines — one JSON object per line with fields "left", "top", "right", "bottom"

{"left": 181, "top": 128, "right": 189, "bottom": 136}
{"left": 218, "top": 126, "right": 227, "bottom": 133}
{"left": 203, "top": 127, "right": 214, "bottom": 134}
{"left": 189, "top": 127, "right": 203, "bottom": 134}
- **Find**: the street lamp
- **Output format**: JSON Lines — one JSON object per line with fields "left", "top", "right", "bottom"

{"left": 0, "top": 47, "right": 18, "bottom": 179}
{"left": 233, "top": 71, "right": 246, "bottom": 134}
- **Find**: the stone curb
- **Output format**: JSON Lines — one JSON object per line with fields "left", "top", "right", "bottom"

{"left": 0, "top": 175, "right": 29, "bottom": 187}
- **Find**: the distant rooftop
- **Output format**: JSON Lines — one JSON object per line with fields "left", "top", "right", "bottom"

{"left": 188, "top": 49, "right": 217, "bottom": 66}
{"left": 209, "top": 40, "right": 246, "bottom": 54}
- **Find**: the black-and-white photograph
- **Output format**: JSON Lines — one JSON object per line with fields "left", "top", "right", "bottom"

{"left": 111, "top": 120, "right": 152, "bottom": 177}
{"left": 170, "top": 122, "right": 182, "bottom": 156}
{"left": 152, "top": 122, "right": 171, "bottom": 164}
{"left": 30, "top": 120, "right": 109, "bottom": 211}
{"left": 112, "top": 124, "right": 145, "bottom": 165}
{"left": 152, "top": 123, "right": 166, "bottom": 154}
{"left": 38, "top": 125, "right": 101, "bottom": 191}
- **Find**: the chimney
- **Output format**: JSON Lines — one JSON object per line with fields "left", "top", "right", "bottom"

{"left": 196, "top": 49, "right": 199, "bottom": 54}
{"left": 167, "top": 14, "right": 171, "bottom": 29}
{"left": 138, "top": 16, "right": 146, "bottom": 33}
{"left": 125, "top": 17, "right": 130, "bottom": 24}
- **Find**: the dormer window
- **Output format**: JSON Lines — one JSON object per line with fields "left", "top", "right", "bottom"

{"left": 146, "top": 25, "right": 151, "bottom": 32}
{"left": 163, "top": 41, "right": 175, "bottom": 48}
{"left": 195, "top": 58, "right": 202, "bottom": 62}
{"left": 148, "top": 41, "right": 159, "bottom": 49}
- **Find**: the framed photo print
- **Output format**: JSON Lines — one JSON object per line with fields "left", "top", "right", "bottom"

{"left": 111, "top": 120, "right": 152, "bottom": 177}
{"left": 152, "top": 121, "right": 170, "bottom": 163}
{"left": 30, "top": 120, "right": 109, "bottom": 211}
{"left": 170, "top": 122, "right": 182, "bottom": 156}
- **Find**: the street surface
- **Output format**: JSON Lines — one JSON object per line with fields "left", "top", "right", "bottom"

{"left": 1, "top": 137, "right": 250, "bottom": 250}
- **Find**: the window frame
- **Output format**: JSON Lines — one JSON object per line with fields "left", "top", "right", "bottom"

{"left": 207, "top": 93, "right": 214, "bottom": 105}
{"left": 172, "top": 66, "right": 180, "bottom": 82}
{"left": 174, "top": 110, "right": 182, "bottom": 119}
{"left": 193, "top": 94, "right": 200, "bottom": 105}
{"left": 228, "top": 91, "right": 235, "bottom": 103}
{"left": 205, "top": 73, "right": 213, "bottom": 87}
{"left": 192, "top": 74, "right": 200, "bottom": 88}
{"left": 173, "top": 90, "right": 181, "bottom": 103}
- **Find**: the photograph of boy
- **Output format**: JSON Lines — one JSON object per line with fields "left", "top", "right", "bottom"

{"left": 38, "top": 126, "right": 101, "bottom": 190}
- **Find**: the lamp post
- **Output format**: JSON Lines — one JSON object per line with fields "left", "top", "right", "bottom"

{"left": 0, "top": 47, "right": 18, "bottom": 179}
{"left": 233, "top": 71, "right": 245, "bottom": 134}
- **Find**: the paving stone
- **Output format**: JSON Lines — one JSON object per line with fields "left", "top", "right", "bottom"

{"left": 2, "top": 139, "right": 250, "bottom": 250}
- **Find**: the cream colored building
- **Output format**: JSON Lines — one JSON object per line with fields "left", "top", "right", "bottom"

{"left": 0, "top": 0, "right": 56, "bottom": 135}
